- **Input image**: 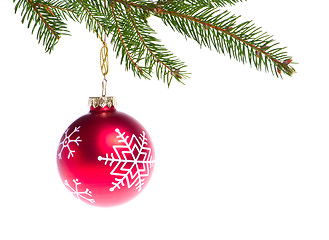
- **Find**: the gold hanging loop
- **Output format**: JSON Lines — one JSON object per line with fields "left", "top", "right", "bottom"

{"left": 100, "top": 41, "right": 109, "bottom": 77}
{"left": 100, "top": 37, "right": 109, "bottom": 97}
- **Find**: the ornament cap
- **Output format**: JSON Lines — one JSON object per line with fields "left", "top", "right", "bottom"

{"left": 88, "top": 96, "right": 117, "bottom": 109}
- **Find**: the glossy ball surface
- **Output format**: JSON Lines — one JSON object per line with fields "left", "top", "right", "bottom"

{"left": 57, "top": 106, "right": 155, "bottom": 207}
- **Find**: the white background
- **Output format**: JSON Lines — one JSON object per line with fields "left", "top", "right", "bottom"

{"left": 0, "top": 1, "right": 328, "bottom": 239}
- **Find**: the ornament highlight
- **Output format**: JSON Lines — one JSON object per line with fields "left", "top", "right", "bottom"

{"left": 57, "top": 97, "right": 155, "bottom": 207}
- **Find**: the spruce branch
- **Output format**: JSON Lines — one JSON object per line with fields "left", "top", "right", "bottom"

{"left": 124, "top": 4, "right": 188, "bottom": 85}
{"left": 14, "top": 0, "right": 71, "bottom": 52}
{"left": 36, "top": 0, "right": 76, "bottom": 20}
{"left": 109, "top": 2, "right": 147, "bottom": 78}
{"left": 13, "top": 0, "right": 296, "bottom": 83}
{"left": 152, "top": 2, "right": 295, "bottom": 77}
{"left": 183, "top": 0, "right": 246, "bottom": 8}
{"left": 74, "top": 0, "right": 113, "bottom": 37}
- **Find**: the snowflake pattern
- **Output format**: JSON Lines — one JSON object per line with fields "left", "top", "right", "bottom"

{"left": 98, "top": 128, "right": 154, "bottom": 192}
{"left": 58, "top": 126, "right": 82, "bottom": 160}
{"left": 64, "top": 179, "right": 95, "bottom": 204}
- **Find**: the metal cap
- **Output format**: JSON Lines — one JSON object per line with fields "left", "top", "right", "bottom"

{"left": 88, "top": 96, "right": 117, "bottom": 108}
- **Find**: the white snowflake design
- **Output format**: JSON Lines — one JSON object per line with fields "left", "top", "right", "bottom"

{"left": 98, "top": 128, "right": 154, "bottom": 192}
{"left": 64, "top": 179, "right": 95, "bottom": 204}
{"left": 58, "top": 126, "right": 82, "bottom": 160}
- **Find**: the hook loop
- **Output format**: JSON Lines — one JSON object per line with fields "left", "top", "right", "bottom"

{"left": 100, "top": 39, "right": 109, "bottom": 97}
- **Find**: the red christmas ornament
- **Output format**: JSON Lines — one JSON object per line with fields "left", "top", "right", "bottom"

{"left": 57, "top": 97, "right": 155, "bottom": 207}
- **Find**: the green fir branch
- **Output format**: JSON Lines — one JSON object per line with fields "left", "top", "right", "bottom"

{"left": 124, "top": 4, "right": 188, "bottom": 85}
{"left": 14, "top": 0, "right": 71, "bottom": 52}
{"left": 109, "top": 2, "right": 149, "bottom": 78}
{"left": 35, "top": 0, "right": 77, "bottom": 21}
{"left": 183, "top": 0, "right": 246, "bottom": 8}
{"left": 151, "top": 2, "right": 295, "bottom": 77}
{"left": 74, "top": 0, "right": 114, "bottom": 37}
{"left": 13, "top": 0, "right": 296, "bottom": 82}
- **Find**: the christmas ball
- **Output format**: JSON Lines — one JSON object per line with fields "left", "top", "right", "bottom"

{"left": 57, "top": 97, "right": 155, "bottom": 207}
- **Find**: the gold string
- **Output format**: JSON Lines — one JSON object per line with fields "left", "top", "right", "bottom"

{"left": 99, "top": 36, "right": 109, "bottom": 97}
{"left": 100, "top": 0, "right": 109, "bottom": 97}
{"left": 100, "top": 41, "right": 109, "bottom": 77}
